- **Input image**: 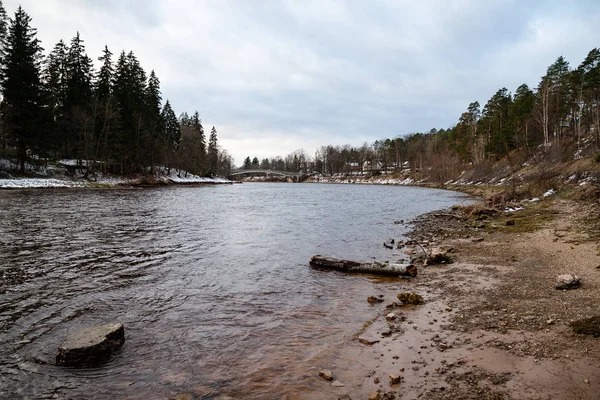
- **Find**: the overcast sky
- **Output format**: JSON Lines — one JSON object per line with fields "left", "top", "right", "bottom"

{"left": 5, "top": 0, "right": 600, "bottom": 165}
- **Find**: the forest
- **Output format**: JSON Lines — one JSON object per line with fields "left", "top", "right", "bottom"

{"left": 243, "top": 50, "right": 600, "bottom": 181}
{"left": 0, "top": 3, "right": 234, "bottom": 178}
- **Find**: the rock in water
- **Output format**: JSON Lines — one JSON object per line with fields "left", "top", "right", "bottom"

{"left": 397, "top": 292, "right": 424, "bottom": 305}
{"left": 56, "top": 323, "right": 125, "bottom": 367}
{"left": 555, "top": 274, "right": 581, "bottom": 290}
{"left": 384, "top": 239, "right": 395, "bottom": 249}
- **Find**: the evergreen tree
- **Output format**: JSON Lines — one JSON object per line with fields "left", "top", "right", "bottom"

{"left": 64, "top": 32, "right": 93, "bottom": 159}
{"left": 145, "top": 70, "right": 162, "bottom": 172}
{"left": 93, "top": 45, "right": 116, "bottom": 171}
{"left": 243, "top": 156, "right": 251, "bottom": 169}
{"left": 190, "top": 111, "right": 205, "bottom": 173}
{"left": 161, "top": 100, "right": 180, "bottom": 148}
{"left": 207, "top": 126, "right": 218, "bottom": 176}
{"left": 251, "top": 156, "right": 259, "bottom": 169}
{"left": 0, "top": 6, "right": 45, "bottom": 172}
{"left": 511, "top": 84, "right": 535, "bottom": 149}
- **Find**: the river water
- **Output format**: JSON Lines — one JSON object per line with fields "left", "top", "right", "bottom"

{"left": 0, "top": 183, "right": 470, "bottom": 399}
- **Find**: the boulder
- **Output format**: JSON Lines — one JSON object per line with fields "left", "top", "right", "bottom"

{"left": 56, "top": 323, "right": 125, "bottom": 367}
{"left": 389, "top": 374, "right": 402, "bottom": 384}
{"left": 555, "top": 274, "right": 581, "bottom": 290}
{"left": 397, "top": 292, "right": 424, "bottom": 305}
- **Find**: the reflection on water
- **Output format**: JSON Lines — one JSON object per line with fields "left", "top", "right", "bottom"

{"left": 0, "top": 183, "right": 469, "bottom": 399}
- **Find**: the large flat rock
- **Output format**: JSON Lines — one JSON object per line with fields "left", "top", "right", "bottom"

{"left": 56, "top": 323, "right": 125, "bottom": 367}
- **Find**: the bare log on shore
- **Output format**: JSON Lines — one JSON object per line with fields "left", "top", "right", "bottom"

{"left": 309, "top": 256, "right": 417, "bottom": 277}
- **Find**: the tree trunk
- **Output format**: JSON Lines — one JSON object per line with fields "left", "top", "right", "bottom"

{"left": 309, "top": 256, "right": 417, "bottom": 277}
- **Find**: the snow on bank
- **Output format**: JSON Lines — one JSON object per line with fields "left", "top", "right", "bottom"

{"left": 167, "top": 172, "right": 230, "bottom": 184}
{"left": 311, "top": 176, "right": 417, "bottom": 186}
{"left": 0, "top": 178, "right": 84, "bottom": 188}
{"left": 0, "top": 174, "right": 232, "bottom": 188}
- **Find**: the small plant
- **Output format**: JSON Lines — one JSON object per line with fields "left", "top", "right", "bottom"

{"left": 594, "top": 153, "right": 600, "bottom": 163}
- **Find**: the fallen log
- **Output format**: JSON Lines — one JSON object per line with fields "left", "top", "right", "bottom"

{"left": 310, "top": 256, "right": 417, "bottom": 277}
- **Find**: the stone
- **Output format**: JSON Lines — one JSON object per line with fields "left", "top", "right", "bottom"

{"left": 382, "top": 392, "right": 396, "bottom": 400}
{"left": 584, "top": 379, "right": 590, "bottom": 384}
{"left": 381, "top": 329, "right": 392, "bottom": 337}
{"left": 472, "top": 237, "right": 485, "bottom": 243}
{"left": 368, "top": 392, "right": 381, "bottom": 400}
{"left": 555, "top": 274, "right": 581, "bottom": 290}
{"left": 389, "top": 374, "right": 402, "bottom": 384}
{"left": 428, "top": 248, "right": 452, "bottom": 264}
{"left": 374, "top": 377, "right": 380, "bottom": 384}
{"left": 359, "top": 336, "right": 380, "bottom": 346}
{"left": 397, "top": 292, "right": 424, "bottom": 305}
{"left": 319, "top": 370, "right": 334, "bottom": 381}
{"left": 368, "top": 296, "right": 385, "bottom": 304}
{"left": 386, "top": 313, "right": 396, "bottom": 321}
{"left": 56, "top": 323, "right": 125, "bottom": 367}
{"left": 384, "top": 239, "right": 395, "bottom": 249}
{"left": 331, "top": 380, "right": 345, "bottom": 387}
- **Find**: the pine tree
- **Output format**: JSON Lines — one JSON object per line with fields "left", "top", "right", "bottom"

{"left": 64, "top": 32, "right": 94, "bottom": 160}
{"left": 42, "top": 40, "right": 68, "bottom": 156}
{"left": 243, "top": 156, "right": 251, "bottom": 169}
{"left": 190, "top": 111, "right": 205, "bottom": 173}
{"left": 161, "top": 100, "right": 180, "bottom": 148}
{"left": 93, "top": 45, "right": 116, "bottom": 171}
{"left": 207, "top": 126, "right": 218, "bottom": 176}
{"left": 0, "top": 6, "right": 46, "bottom": 172}
{"left": 161, "top": 99, "right": 180, "bottom": 172}
{"left": 145, "top": 70, "right": 162, "bottom": 172}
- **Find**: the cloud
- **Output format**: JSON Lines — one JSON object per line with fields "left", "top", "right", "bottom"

{"left": 4, "top": 0, "right": 599, "bottom": 166}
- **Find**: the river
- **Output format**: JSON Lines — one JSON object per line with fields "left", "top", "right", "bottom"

{"left": 0, "top": 183, "right": 470, "bottom": 399}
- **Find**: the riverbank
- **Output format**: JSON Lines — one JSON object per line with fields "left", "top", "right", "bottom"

{"left": 0, "top": 172, "right": 232, "bottom": 188}
{"left": 306, "top": 183, "right": 600, "bottom": 399}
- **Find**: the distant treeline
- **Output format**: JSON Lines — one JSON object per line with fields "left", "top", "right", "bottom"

{"left": 0, "top": 2, "right": 234, "bottom": 177}
{"left": 244, "top": 49, "right": 600, "bottom": 180}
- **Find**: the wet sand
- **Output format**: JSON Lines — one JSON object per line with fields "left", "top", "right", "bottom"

{"left": 290, "top": 194, "right": 600, "bottom": 400}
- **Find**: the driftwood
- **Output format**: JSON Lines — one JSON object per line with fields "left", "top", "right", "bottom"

{"left": 310, "top": 256, "right": 417, "bottom": 277}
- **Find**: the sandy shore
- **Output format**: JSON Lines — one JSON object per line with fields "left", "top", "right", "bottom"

{"left": 292, "top": 190, "right": 600, "bottom": 400}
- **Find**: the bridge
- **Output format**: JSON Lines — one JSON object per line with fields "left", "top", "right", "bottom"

{"left": 229, "top": 169, "right": 301, "bottom": 178}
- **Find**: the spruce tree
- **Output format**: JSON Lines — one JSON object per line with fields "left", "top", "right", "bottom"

{"left": 0, "top": 6, "right": 45, "bottom": 172}
{"left": 93, "top": 45, "right": 115, "bottom": 170}
{"left": 145, "top": 70, "right": 162, "bottom": 172}
{"left": 207, "top": 126, "right": 218, "bottom": 176}
{"left": 161, "top": 99, "right": 180, "bottom": 172}
{"left": 190, "top": 111, "right": 205, "bottom": 173}
{"left": 43, "top": 40, "right": 68, "bottom": 156}
{"left": 64, "top": 32, "right": 93, "bottom": 160}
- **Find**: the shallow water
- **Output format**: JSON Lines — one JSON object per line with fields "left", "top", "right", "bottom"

{"left": 0, "top": 183, "right": 470, "bottom": 399}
